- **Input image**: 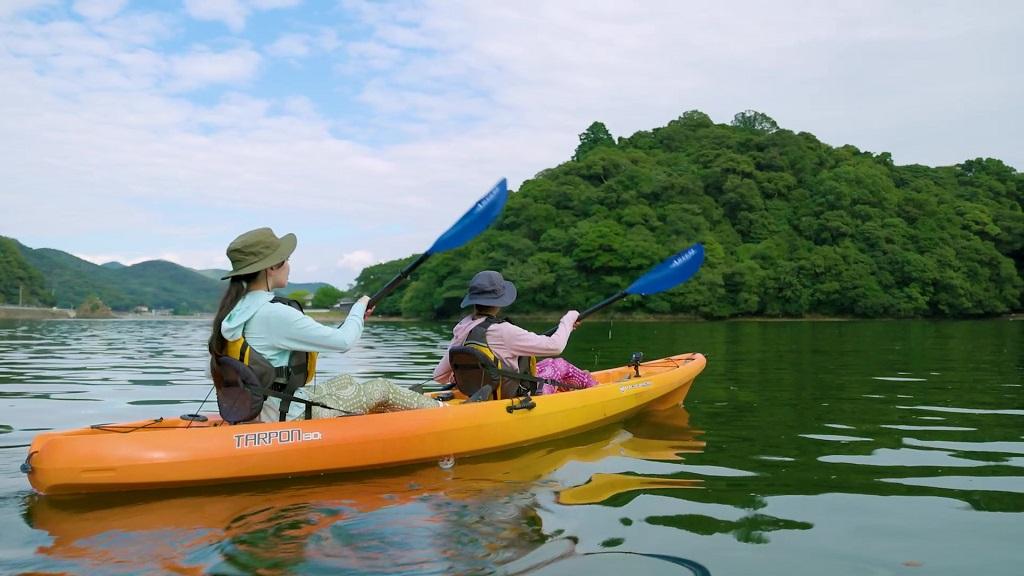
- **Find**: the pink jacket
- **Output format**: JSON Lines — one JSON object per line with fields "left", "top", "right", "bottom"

{"left": 433, "top": 311, "right": 579, "bottom": 384}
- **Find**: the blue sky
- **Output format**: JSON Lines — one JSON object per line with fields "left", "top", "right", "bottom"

{"left": 2, "top": 0, "right": 1022, "bottom": 288}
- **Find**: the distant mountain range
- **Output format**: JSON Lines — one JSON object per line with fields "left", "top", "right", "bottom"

{"left": 1, "top": 237, "right": 332, "bottom": 313}
{"left": 194, "top": 268, "right": 327, "bottom": 296}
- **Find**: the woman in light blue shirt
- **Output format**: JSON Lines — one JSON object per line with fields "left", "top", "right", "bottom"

{"left": 208, "top": 227, "right": 439, "bottom": 422}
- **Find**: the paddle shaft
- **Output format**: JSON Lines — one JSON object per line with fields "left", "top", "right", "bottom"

{"left": 367, "top": 252, "right": 429, "bottom": 309}
{"left": 542, "top": 290, "right": 627, "bottom": 336}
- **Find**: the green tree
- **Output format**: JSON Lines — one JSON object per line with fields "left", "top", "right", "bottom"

{"left": 731, "top": 110, "right": 779, "bottom": 134}
{"left": 573, "top": 121, "right": 615, "bottom": 161}
{"left": 312, "top": 285, "right": 346, "bottom": 309}
{"left": 287, "top": 289, "right": 311, "bottom": 304}
{"left": 0, "top": 237, "right": 54, "bottom": 306}
{"left": 76, "top": 295, "right": 114, "bottom": 318}
{"left": 346, "top": 109, "right": 1022, "bottom": 319}
{"left": 349, "top": 256, "right": 418, "bottom": 316}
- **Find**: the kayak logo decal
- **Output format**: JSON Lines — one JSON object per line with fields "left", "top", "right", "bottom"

{"left": 619, "top": 381, "right": 652, "bottom": 393}
{"left": 671, "top": 247, "right": 699, "bottom": 268}
{"left": 233, "top": 428, "right": 322, "bottom": 449}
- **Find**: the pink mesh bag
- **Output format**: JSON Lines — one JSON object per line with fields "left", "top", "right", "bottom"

{"left": 535, "top": 358, "right": 598, "bottom": 395}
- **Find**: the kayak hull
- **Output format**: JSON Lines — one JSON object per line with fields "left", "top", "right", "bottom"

{"left": 25, "top": 353, "right": 705, "bottom": 494}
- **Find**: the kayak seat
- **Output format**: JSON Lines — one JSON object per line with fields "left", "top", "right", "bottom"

{"left": 449, "top": 345, "right": 502, "bottom": 400}
{"left": 465, "top": 384, "right": 493, "bottom": 403}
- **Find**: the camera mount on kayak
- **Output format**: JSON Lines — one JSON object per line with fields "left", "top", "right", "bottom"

{"left": 629, "top": 352, "right": 644, "bottom": 378}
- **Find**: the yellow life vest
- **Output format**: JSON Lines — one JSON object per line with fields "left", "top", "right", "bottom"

{"left": 449, "top": 317, "right": 536, "bottom": 400}
{"left": 217, "top": 296, "right": 318, "bottom": 421}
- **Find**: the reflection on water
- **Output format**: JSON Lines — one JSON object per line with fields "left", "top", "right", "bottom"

{"left": 557, "top": 473, "right": 703, "bottom": 505}
{"left": 1, "top": 318, "right": 1023, "bottom": 575}
{"left": 645, "top": 511, "right": 813, "bottom": 545}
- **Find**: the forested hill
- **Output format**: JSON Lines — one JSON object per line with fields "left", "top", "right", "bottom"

{"left": 0, "top": 237, "right": 53, "bottom": 306}
{"left": 1, "top": 239, "right": 340, "bottom": 312}
{"left": 6, "top": 239, "right": 223, "bottom": 312}
{"left": 353, "top": 110, "right": 1023, "bottom": 319}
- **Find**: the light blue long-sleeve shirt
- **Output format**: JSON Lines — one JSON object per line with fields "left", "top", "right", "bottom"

{"left": 221, "top": 291, "right": 367, "bottom": 366}
{"left": 220, "top": 291, "right": 368, "bottom": 421}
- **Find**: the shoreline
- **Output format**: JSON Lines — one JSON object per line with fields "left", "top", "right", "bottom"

{"left": 0, "top": 306, "right": 73, "bottom": 320}
{"left": 3, "top": 306, "right": 1019, "bottom": 323}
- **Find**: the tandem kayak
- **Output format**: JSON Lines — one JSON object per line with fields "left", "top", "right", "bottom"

{"left": 23, "top": 353, "right": 705, "bottom": 495}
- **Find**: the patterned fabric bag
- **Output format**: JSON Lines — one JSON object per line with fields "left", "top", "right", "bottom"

{"left": 535, "top": 358, "right": 598, "bottom": 395}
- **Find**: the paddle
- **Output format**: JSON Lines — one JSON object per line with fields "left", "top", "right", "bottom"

{"left": 366, "top": 178, "right": 509, "bottom": 309}
{"left": 542, "top": 242, "right": 705, "bottom": 336}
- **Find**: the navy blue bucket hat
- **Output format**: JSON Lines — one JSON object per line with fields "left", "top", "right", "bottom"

{"left": 460, "top": 270, "right": 517, "bottom": 308}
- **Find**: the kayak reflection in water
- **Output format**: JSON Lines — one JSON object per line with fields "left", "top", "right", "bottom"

{"left": 208, "top": 227, "right": 439, "bottom": 423}
{"left": 433, "top": 270, "right": 597, "bottom": 400}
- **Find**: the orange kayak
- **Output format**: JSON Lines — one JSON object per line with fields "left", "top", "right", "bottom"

{"left": 23, "top": 353, "right": 705, "bottom": 495}
{"left": 26, "top": 410, "right": 704, "bottom": 569}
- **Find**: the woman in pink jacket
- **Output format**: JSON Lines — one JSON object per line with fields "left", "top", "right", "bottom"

{"left": 433, "top": 270, "right": 596, "bottom": 396}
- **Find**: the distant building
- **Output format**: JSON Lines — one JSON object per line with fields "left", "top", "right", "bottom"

{"left": 332, "top": 298, "right": 355, "bottom": 313}
{"left": 133, "top": 306, "right": 150, "bottom": 314}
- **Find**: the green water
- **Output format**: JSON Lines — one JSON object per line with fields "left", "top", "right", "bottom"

{"left": 0, "top": 318, "right": 1021, "bottom": 575}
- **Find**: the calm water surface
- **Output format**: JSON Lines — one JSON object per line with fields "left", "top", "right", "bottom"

{"left": 0, "top": 318, "right": 1021, "bottom": 575}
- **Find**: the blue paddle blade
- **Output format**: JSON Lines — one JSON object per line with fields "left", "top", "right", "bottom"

{"left": 427, "top": 178, "right": 509, "bottom": 254}
{"left": 625, "top": 243, "right": 705, "bottom": 296}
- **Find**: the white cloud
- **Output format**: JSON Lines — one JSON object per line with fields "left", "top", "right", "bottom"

{"left": 0, "top": 0, "right": 56, "bottom": 18}
{"left": 336, "top": 250, "right": 377, "bottom": 272}
{"left": 342, "top": 0, "right": 1024, "bottom": 169}
{"left": 74, "top": 248, "right": 231, "bottom": 271}
{"left": 267, "top": 33, "right": 311, "bottom": 58}
{"left": 168, "top": 47, "right": 261, "bottom": 91}
{"left": 183, "top": 0, "right": 248, "bottom": 32}
{"left": 184, "top": 0, "right": 303, "bottom": 32}
{"left": 345, "top": 40, "right": 401, "bottom": 70}
{"left": 72, "top": 0, "right": 128, "bottom": 21}
{"left": 3, "top": 0, "right": 1022, "bottom": 289}
{"left": 252, "top": 0, "right": 301, "bottom": 9}
{"left": 267, "top": 29, "right": 340, "bottom": 58}
{"left": 195, "top": 92, "right": 270, "bottom": 127}
{"left": 94, "top": 12, "right": 175, "bottom": 46}
{"left": 281, "top": 95, "right": 318, "bottom": 118}
{"left": 73, "top": 253, "right": 148, "bottom": 266}
{"left": 315, "top": 29, "right": 340, "bottom": 52}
